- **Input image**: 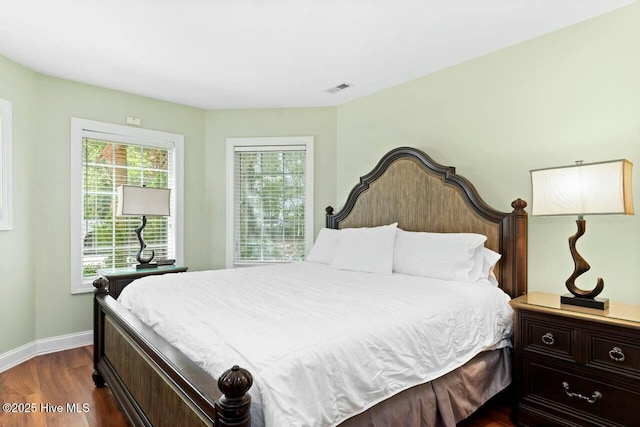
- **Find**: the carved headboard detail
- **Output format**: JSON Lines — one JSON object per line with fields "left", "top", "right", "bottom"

{"left": 326, "top": 147, "right": 528, "bottom": 298}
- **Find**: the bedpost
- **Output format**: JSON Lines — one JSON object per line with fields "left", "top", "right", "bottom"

{"left": 92, "top": 277, "right": 109, "bottom": 387}
{"left": 216, "top": 365, "right": 253, "bottom": 427}
{"left": 510, "top": 198, "right": 528, "bottom": 298}
{"left": 325, "top": 206, "right": 334, "bottom": 228}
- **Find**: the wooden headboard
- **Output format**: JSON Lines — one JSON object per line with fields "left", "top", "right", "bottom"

{"left": 326, "top": 147, "right": 528, "bottom": 298}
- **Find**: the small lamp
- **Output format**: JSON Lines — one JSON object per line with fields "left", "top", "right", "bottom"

{"left": 530, "top": 159, "right": 634, "bottom": 309}
{"left": 116, "top": 185, "right": 171, "bottom": 270}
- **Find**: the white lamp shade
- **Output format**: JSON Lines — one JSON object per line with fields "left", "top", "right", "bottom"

{"left": 116, "top": 185, "right": 171, "bottom": 217}
{"left": 531, "top": 159, "right": 634, "bottom": 216}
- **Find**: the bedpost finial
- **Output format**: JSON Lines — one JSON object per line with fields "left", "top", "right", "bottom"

{"left": 218, "top": 365, "right": 253, "bottom": 398}
{"left": 93, "top": 277, "right": 109, "bottom": 295}
{"left": 325, "top": 206, "right": 334, "bottom": 216}
{"left": 217, "top": 365, "right": 252, "bottom": 426}
{"left": 511, "top": 198, "right": 527, "bottom": 211}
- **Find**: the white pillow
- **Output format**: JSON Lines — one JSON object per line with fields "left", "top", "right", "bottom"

{"left": 306, "top": 228, "right": 339, "bottom": 264}
{"left": 469, "top": 245, "right": 485, "bottom": 282}
{"left": 482, "top": 248, "right": 502, "bottom": 286}
{"left": 393, "top": 229, "right": 487, "bottom": 282}
{"left": 330, "top": 223, "right": 398, "bottom": 275}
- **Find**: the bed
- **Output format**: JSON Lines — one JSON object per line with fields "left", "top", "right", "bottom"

{"left": 92, "top": 146, "right": 528, "bottom": 427}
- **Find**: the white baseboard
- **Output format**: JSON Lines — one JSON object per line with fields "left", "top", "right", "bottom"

{"left": 0, "top": 330, "right": 93, "bottom": 373}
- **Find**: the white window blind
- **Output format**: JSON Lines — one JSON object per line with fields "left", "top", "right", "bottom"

{"left": 81, "top": 138, "right": 176, "bottom": 279}
{"left": 227, "top": 138, "right": 314, "bottom": 267}
{"left": 70, "top": 119, "right": 183, "bottom": 294}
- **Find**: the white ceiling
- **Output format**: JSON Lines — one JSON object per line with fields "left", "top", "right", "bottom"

{"left": 0, "top": 0, "right": 635, "bottom": 109}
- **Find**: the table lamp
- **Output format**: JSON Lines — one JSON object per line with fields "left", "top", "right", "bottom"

{"left": 530, "top": 159, "right": 634, "bottom": 309}
{"left": 116, "top": 185, "right": 171, "bottom": 270}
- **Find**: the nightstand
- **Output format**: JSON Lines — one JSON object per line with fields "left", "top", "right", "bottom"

{"left": 96, "top": 265, "right": 188, "bottom": 300}
{"left": 511, "top": 292, "right": 640, "bottom": 427}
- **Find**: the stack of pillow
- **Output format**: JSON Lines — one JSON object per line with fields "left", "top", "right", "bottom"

{"left": 306, "top": 223, "right": 501, "bottom": 285}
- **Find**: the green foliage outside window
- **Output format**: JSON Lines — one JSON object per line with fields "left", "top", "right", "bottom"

{"left": 235, "top": 150, "right": 306, "bottom": 263}
{"left": 82, "top": 138, "right": 172, "bottom": 278}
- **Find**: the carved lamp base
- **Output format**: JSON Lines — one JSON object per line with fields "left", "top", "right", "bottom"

{"left": 561, "top": 294, "right": 609, "bottom": 310}
{"left": 136, "top": 262, "right": 158, "bottom": 270}
{"left": 564, "top": 219, "right": 608, "bottom": 310}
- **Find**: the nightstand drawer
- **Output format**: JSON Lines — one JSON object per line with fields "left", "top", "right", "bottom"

{"left": 588, "top": 333, "right": 640, "bottom": 380}
{"left": 528, "top": 361, "right": 640, "bottom": 427}
{"left": 523, "top": 317, "right": 577, "bottom": 362}
{"left": 512, "top": 293, "right": 640, "bottom": 427}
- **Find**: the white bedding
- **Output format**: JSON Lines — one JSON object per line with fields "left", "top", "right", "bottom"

{"left": 118, "top": 262, "right": 513, "bottom": 427}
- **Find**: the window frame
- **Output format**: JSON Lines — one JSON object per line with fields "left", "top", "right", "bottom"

{"left": 70, "top": 118, "right": 184, "bottom": 294}
{"left": 225, "top": 136, "right": 314, "bottom": 268}
{"left": 0, "top": 97, "right": 12, "bottom": 231}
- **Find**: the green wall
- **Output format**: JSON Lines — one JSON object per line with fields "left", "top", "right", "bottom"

{"left": 0, "top": 56, "right": 37, "bottom": 354}
{"left": 0, "top": 66, "right": 336, "bottom": 354}
{"left": 0, "top": 66, "right": 207, "bottom": 353}
{"left": 336, "top": 3, "right": 640, "bottom": 304}
{"left": 30, "top": 76, "right": 208, "bottom": 341}
{"left": 205, "top": 108, "right": 337, "bottom": 269}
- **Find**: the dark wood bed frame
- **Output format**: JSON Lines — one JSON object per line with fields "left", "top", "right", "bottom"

{"left": 93, "top": 146, "right": 528, "bottom": 427}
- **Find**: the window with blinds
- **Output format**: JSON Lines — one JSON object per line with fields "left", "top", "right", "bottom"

{"left": 70, "top": 118, "right": 183, "bottom": 293}
{"left": 81, "top": 138, "right": 176, "bottom": 279}
{"left": 227, "top": 137, "right": 314, "bottom": 267}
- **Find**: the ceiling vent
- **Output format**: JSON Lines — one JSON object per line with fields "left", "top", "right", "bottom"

{"left": 326, "top": 82, "right": 353, "bottom": 94}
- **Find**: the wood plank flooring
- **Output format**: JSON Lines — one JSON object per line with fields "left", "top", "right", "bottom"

{"left": 0, "top": 346, "right": 515, "bottom": 426}
{"left": 0, "top": 346, "right": 127, "bottom": 427}
{"left": 458, "top": 397, "right": 515, "bottom": 427}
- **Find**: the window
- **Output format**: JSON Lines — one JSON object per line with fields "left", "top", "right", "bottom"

{"left": 226, "top": 137, "right": 314, "bottom": 268}
{"left": 0, "top": 97, "right": 12, "bottom": 231}
{"left": 70, "top": 118, "right": 184, "bottom": 294}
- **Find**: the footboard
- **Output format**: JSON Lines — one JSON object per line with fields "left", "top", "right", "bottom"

{"left": 92, "top": 278, "right": 253, "bottom": 427}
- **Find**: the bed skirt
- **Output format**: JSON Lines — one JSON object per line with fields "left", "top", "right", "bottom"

{"left": 340, "top": 347, "right": 511, "bottom": 427}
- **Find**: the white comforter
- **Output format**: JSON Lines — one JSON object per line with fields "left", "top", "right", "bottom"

{"left": 118, "top": 262, "right": 513, "bottom": 427}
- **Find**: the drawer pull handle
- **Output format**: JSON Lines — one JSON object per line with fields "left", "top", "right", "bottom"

{"left": 562, "top": 381, "right": 602, "bottom": 404}
{"left": 609, "top": 347, "right": 626, "bottom": 363}
{"left": 541, "top": 332, "right": 555, "bottom": 346}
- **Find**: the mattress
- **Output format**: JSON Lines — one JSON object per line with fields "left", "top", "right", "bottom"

{"left": 118, "top": 262, "right": 513, "bottom": 427}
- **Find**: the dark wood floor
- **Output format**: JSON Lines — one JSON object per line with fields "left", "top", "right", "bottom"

{"left": 0, "top": 346, "right": 515, "bottom": 426}
{"left": 0, "top": 346, "right": 127, "bottom": 427}
{"left": 458, "top": 396, "right": 515, "bottom": 427}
